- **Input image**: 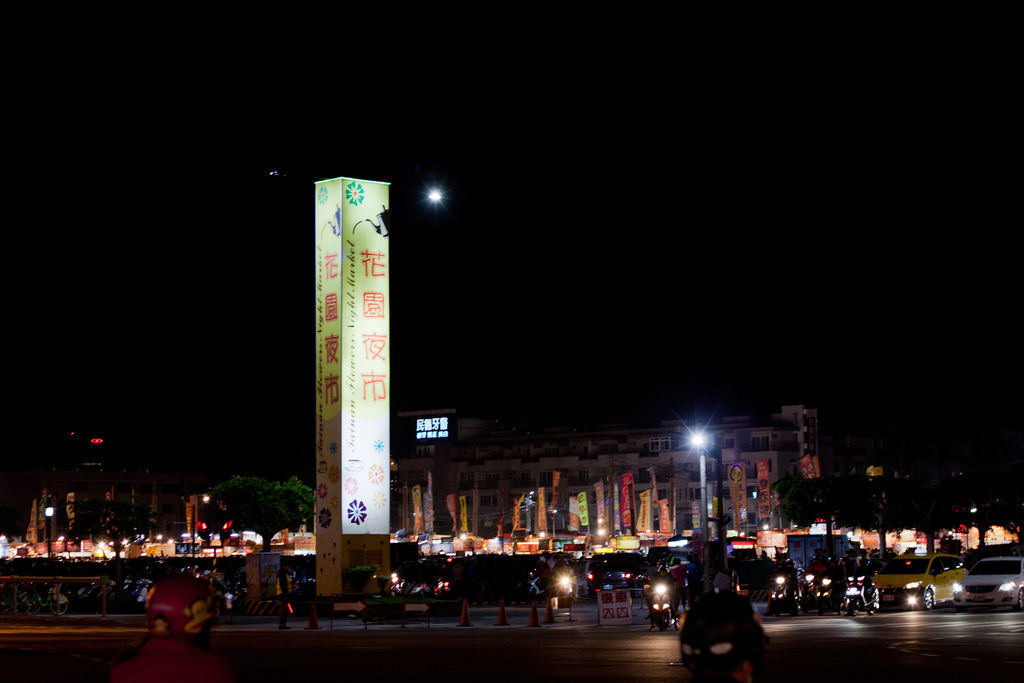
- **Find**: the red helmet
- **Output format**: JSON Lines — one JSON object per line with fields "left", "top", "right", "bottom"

{"left": 145, "top": 574, "right": 215, "bottom": 636}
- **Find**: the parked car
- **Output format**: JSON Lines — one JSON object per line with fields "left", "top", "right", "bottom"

{"left": 586, "top": 553, "right": 649, "bottom": 597}
{"left": 874, "top": 553, "right": 966, "bottom": 610}
{"left": 952, "top": 556, "right": 1024, "bottom": 612}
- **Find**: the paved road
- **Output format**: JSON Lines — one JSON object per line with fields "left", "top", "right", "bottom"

{"left": 1, "top": 602, "right": 1021, "bottom": 682}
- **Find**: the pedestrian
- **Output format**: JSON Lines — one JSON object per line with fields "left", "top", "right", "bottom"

{"left": 277, "top": 563, "right": 292, "bottom": 630}
{"left": 679, "top": 591, "right": 767, "bottom": 683}
{"left": 110, "top": 573, "right": 235, "bottom": 682}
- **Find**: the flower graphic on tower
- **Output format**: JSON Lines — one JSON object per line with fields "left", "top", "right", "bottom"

{"left": 371, "top": 491, "right": 386, "bottom": 509}
{"left": 347, "top": 500, "right": 367, "bottom": 525}
{"left": 318, "top": 507, "right": 332, "bottom": 529}
{"left": 317, "top": 186, "right": 329, "bottom": 205}
{"left": 344, "top": 478, "right": 359, "bottom": 496}
{"left": 373, "top": 439, "right": 385, "bottom": 453}
{"left": 317, "top": 483, "right": 328, "bottom": 499}
{"left": 345, "top": 182, "right": 365, "bottom": 206}
{"left": 368, "top": 464, "right": 385, "bottom": 485}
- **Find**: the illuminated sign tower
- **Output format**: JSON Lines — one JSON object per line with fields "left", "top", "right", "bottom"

{"left": 314, "top": 177, "right": 391, "bottom": 593}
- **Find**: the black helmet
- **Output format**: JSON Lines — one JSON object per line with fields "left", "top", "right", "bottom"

{"left": 679, "top": 591, "right": 767, "bottom": 676}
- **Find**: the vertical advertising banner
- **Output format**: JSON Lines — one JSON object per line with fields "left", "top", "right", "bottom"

{"left": 621, "top": 473, "right": 634, "bottom": 531}
{"left": 578, "top": 492, "right": 589, "bottom": 526}
{"left": 315, "top": 177, "right": 391, "bottom": 592}
{"left": 447, "top": 494, "right": 457, "bottom": 533}
{"left": 638, "top": 490, "right": 652, "bottom": 532}
{"left": 496, "top": 488, "right": 505, "bottom": 537}
{"left": 412, "top": 485, "right": 423, "bottom": 535}
{"left": 512, "top": 494, "right": 523, "bottom": 531}
{"left": 568, "top": 495, "right": 579, "bottom": 531}
{"left": 537, "top": 487, "right": 547, "bottom": 533}
{"left": 799, "top": 454, "right": 817, "bottom": 479}
{"left": 691, "top": 501, "right": 701, "bottom": 529}
{"left": 459, "top": 496, "right": 468, "bottom": 533}
{"left": 425, "top": 472, "right": 434, "bottom": 535}
{"left": 658, "top": 499, "right": 672, "bottom": 534}
{"left": 728, "top": 463, "right": 745, "bottom": 532}
{"left": 552, "top": 471, "right": 560, "bottom": 509}
{"left": 757, "top": 460, "right": 771, "bottom": 520}
{"left": 594, "top": 482, "right": 605, "bottom": 528}
{"left": 613, "top": 482, "right": 621, "bottom": 532}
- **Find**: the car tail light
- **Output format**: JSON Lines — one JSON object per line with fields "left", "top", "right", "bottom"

{"left": 625, "top": 573, "right": 632, "bottom": 579}
{"left": 587, "top": 573, "right": 593, "bottom": 580}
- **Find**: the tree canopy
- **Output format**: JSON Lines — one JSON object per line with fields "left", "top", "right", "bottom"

{"left": 208, "top": 476, "right": 313, "bottom": 552}
{"left": 69, "top": 498, "right": 156, "bottom": 558}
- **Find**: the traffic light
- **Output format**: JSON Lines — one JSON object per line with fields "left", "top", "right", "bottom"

{"left": 196, "top": 521, "right": 211, "bottom": 541}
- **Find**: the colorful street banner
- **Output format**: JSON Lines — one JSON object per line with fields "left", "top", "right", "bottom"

{"left": 691, "top": 501, "right": 701, "bottom": 529}
{"left": 649, "top": 468, "right": 658, "bottom": 528}
{"left": 496, "top": 488, "right": 505, "bottom": 537}
{"left": 578, "top": 492, "right": 589, "bottom": 526}
{"left": 798, "top": 453, "right": 818, "bottom": 479}
{"left": 27, "top": 498, "right": 37, "bottom": 544}
{"left": 637, "top": 490, "right": 651, "bottom": 532}
{"left": 757, "top": 460, "right": 771, "bottom": 520}
{"left": 613, "top": 482, "right": 621, "bottom": 532}
{"left": 537, "top": 487, "right": 547, "bottom": 533}
{"left": 659, "top": 499, "right": 672, "bottom": 534}
{"left": 594, "top": 481, "right": 605, "bottom": 528}
{"left": 552, "top": 471, "right": 560, "bottom": 508}
{"left": 728, "top": 463, "right": 745, "bottom": 532}
{"left": 314, "top": 176, "right": 391, "bottom": 576}
{"left": 425, "top": 472, "right": 434, "bottom": 535}
{"left": 411, "top": 485, "right": 423, "bottom": 535}
{"left": 447, "top": 494, "right": 458, "bottom": 533}
{"left": 512, "top": 494, "right": 524, "bottom": 531}
{"left": 459, "top": 495, "right": 468, "bottom": 533}
{"left": 568, "top": 495, "right": 579, "bottom": 531}
{"left": 621, "top": 473, "right": 634, "bottom": 531}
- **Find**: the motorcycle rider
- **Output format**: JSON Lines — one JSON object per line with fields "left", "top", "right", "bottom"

{"left": 824, "top": 557, "right": 847, "bottom": 609}
{"left": 855, "top": 555, "right": 878, "bottom": 606}
{"left": 110, "top": 573, "right": 235, "bottom": 682}
{"left": 679, "top": 591, "right": 768, "bottom": 682}
{"left": 647, "top": 565, "right": 679, "bottom": 630}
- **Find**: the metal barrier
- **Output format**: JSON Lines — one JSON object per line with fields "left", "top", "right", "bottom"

{"left": 0, "top": 576, "right": 108, "bottom": 617}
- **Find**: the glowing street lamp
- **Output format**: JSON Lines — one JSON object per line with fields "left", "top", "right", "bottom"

{"left": 428, "top": 189, "right": 442, "bottom": 203}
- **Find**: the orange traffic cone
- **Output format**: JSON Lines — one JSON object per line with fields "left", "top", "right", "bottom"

{"left": 306, "top": 602, "right": 320, "bottom": 630}
{"left": 528, "top": 600, "right": 540, "bottom": 627}
{"left": 458, "top": 598, "right": 472, "bottom": 627}
{"left": 544, "top": 596, "right": 555, "bottom": 623}
{"left": 496, "top": 598, "right": 509, "bottom": 626}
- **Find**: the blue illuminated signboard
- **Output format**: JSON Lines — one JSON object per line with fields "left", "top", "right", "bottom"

{"left": 415, "top": 417, "right": 450, "bottom": 440}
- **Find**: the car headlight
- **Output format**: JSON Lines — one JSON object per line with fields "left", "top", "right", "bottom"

{"left": 905, "top": 581, "right": 922, "bottom": 590}
{"left": 822, "top": 578, "right": 832, "bottom": 586}
{"left": 804, "top": 574, "right": 814, "bottom": 582}
{"left": 776, "top": 576, "right": 786, "bottom": 585}
{"left": 560, "top": 576, "right": 571, "bottom": 587}
{"left": 999, "top": 582, "right": 1017, "bottom": 592}
{"left": 952, "top": 583, "right": 963, "bottom": 593}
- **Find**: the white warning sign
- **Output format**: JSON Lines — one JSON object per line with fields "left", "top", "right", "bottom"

{"left": 596, "top": 589, "right": 633, "bottom": 625}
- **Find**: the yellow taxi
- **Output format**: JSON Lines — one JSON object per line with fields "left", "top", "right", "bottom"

{"left": 874, "top": 553, "right": 967, "bottom": 610}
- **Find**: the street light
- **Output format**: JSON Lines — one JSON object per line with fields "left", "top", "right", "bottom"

{"left": 690, "top": 431, "right": 712, "bottom": 594}
{"left": 428, "top": 189, "right": 442, "bottom": 202}
{"left": 45, "top": 506, "right": 55, "bottom": 559}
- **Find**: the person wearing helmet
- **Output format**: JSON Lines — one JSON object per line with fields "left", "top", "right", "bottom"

{"left": 110, "top": 573, "right": 235, "bottom": 682}
{"left": 679, "top": 591, "right": 767, "bottom": 682}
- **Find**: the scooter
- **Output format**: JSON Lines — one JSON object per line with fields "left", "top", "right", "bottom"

{"left": 842, "top": 574, "right": 878, "bottom": 616}
{"left": 647, "top": 582, "right": 677, "bottom": 631}
{"left": 801, "top": 572, "right": 821, "bottom": 613}
{"left": 767, "top": 572, "right": 801, "bottom": 616}
{"left": 816, "top": 576, "right": 845, "bottom": 615}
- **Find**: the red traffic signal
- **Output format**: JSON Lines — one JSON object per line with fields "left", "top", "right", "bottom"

{"left": 222, "top": 520, "right": 233, "bottom": 530}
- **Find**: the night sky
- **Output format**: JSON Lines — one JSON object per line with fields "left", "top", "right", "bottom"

{"left": 4, "top": 83, "right": 1019, "bottom": 484}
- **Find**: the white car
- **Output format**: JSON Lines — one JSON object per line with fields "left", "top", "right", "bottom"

{"left": 952, "top": 556, "right": 1024, "bottom": 612}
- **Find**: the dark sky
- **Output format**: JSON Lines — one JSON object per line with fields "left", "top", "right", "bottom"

{"left": 4, "top": 81, "right": 1020, "bottom": 482}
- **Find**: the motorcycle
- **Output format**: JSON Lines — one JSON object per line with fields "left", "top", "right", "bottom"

{"left": 816, "top": 576, "right": 845, "bottom": 615}
{"left": 767, "top": 572, "right": 801, "bottom": 616}
{"left": 647, "top": 581, "right": 677, "bottom": 631}
{"left": 842, "top": 574, "right": 879, "bottom": 616}
{"left": 801, "top": 572, "right": 821, "bottom": 613}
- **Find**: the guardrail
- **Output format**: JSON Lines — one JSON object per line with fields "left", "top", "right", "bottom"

{"left": 0, "top": 576, "right": 109, "bottom": 617}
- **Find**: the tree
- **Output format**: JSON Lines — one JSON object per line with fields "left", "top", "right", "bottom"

{"left": 208, "top": 476, "right": 313, "bottom": 552}
{"left": 68, "top": 498, "right": 156, "bottom": 559}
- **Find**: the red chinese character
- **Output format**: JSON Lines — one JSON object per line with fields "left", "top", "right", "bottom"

{"left": 324, "top": 334, "right": 340, "bottom": 364}
{"left": 325, "top": 252, "right": 339, "bottom": 280}
{"left": 361, "top": 372, "right": 386, "bottom": 401}
{"left": 600, "top": 591, "right": 614, "bottom": 604}
{"left": 616, "top": 607, "right": 629, "bottom": 618}
{"left": 362, "top": 291, "right": 384, "bottom": 318}
{"left": 361, "top": 250, "right": 386, "bottom": 277}
{"left": 615, "top": 591, "right": 628, "bottom": 603}
{"left": 324, "top": 374, "right": 339, "bottom": 405}
{"left": 362, "top": 333, "right": 387, "bottom": 361}
{"left": 325, "top": 293, "right": 338, "bottom": 322}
